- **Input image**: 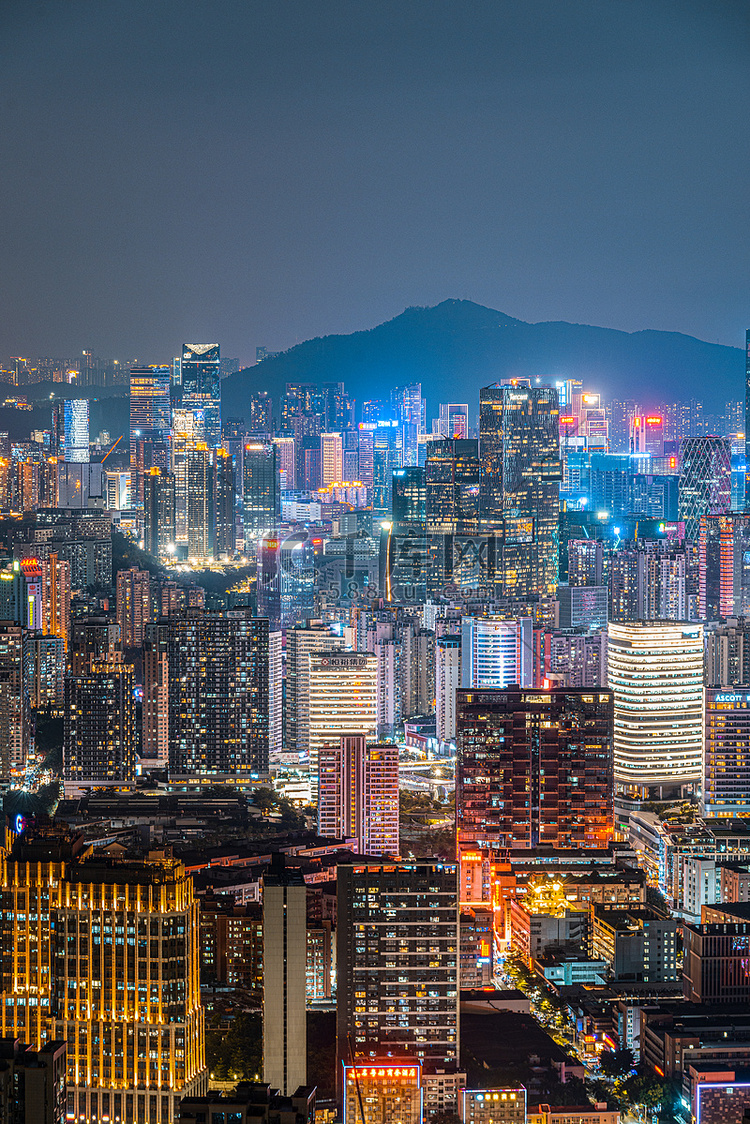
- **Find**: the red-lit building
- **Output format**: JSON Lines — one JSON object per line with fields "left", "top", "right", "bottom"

{"left": 456, "top": 688, "right": 614, "bottom": 882}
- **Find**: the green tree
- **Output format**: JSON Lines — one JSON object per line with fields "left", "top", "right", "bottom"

{"left": 251, "top": 786, "right": 279, "bottom": 814}
{"left": 599, "top": 1047, "right": 635, "bottom": 1078}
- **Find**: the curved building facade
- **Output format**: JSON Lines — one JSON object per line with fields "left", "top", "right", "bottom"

{"left": 607, "top": 621, "right": 703, "bottom": 795}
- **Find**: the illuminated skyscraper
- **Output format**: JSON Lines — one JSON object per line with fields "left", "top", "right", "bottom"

{"left": 213, "top": 447, "right": 236, "bottom": 558}
{"left": 318, "top": 735, "right": 399, "bottom": 855}
{"left": 144, "top": 467, "right": 176, "bottom": 558}
{"left": 703, "top": 688, "right": 750, "bottom": 817}
{"left": 391, "top": 384, "right": 423, "bottom": 466}
{"left": 284, "top": 621, "right": 345, "bottom": 750}
{"left": 243, "top": 442, "right": 280, "bottom": 540}
{"left": 607, "top": 621, "right": 703, "bottom": 799}
{"left": 320, "top": 431, "right": 343, "bottom": 485}
{"left": 181, "top": 343, "right": 221, "bottom": 445}
{"left": 425, "top": 438, "right": 482, "bottom": 594}
{"left": 479, "top": 383, "right": 561, "bottom": 598}
{"left": 302, "top": 652, "right": 377, "bottom": 797}
{"left": 0, "top": 621, "right": 29, "bottom": 781}
{"left": 699, "top": 513, "right": 750, "bottom": 620}
{"left": 456, "top": 687, "right": 614, "bottom": 854}
{"left": 438, "top": 403, "right": 469, "bottom": 439}
{"left": 54, "top": 399, "right": 89, "bottom": 462}
{"left": 129, "top": 365, "right": 171, "bottom": 502}
{"left": 389, "top": 466, "right": 427, "bottom": 604}
{"left": 460, "top": 617, "right": 533, "bottom": 689}
{"left": 186, "top": 443, "right": 212, "bottom": 560}
{"left": 0, "top": 825, "right": 206, "bottom": 1124}
{"left": 436, "top": 635, "right": 460, "bottom": 744}
{"left": 171, "top": 408, "right": 198, "bottom": 547}
{"left": 678, "top": 435, "right": 731, "bottom": 542}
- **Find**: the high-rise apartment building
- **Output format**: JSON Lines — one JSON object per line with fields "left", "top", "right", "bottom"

{"left": 0, "top": 621, "right": 29, "bottom": 781}
{"left": 456, "top": 687, "right": 614, "bottom": 855}
{"left": 69, "top": 617, "right": 121, "bottom": 675}
{"left": 0, "top": 1037, "right": 67, "bottom": 1124}
{"left": 609, "top": 541, "right": 689, "bottom": 623}
{"left": 29, "top": 634, "right": 65, "bottom": 708}
{"left": 705, "top": 617, "right": 750, "bottom": 687}
{"left": 479, "top": 382, "right": 561, "bottom": 598}
{"left": 263, "top": 861, "right": 307, "bottom": 1096}
{"left": 0, "top": 825, "right": 206, "bottom": 1124}
{"left": 302, "top": 652, "right": 377, "bottom": 797}
{"left": 116, "top": 565, "right": 152, "bottom": 648}
{"left": 63, "top": 656, "right": 136, "bottom": 794}
{"left": 181, "top": 343, "right": 221, "bottom": 445}
{"left": 700, "top": 513, "right": 750, "bottom": 620}
{"left": 337, "top": 862, "right": 459, "bottom": 1066}
{"left": 567, "top": 539, "right": 606, "bottom": 586}
{"left": 146, "top": 611, "right": 270, "bottom": 781}
{"left": 460, "top": 617, "right": 533, "bottom": 689}
{"left": 678, "top": 435, "right": 731, "bottom": 542}
{"left": 539, "top": 628, "right": 608, "bottom": 689}
{"left": 436, "top": 636, "right": 460, "bottom": 744}
{"left": 318, "top": 735, "right": 399, "bottom": 856}
{"left": 607, "top": 621, "right": 703, "bottom": 797}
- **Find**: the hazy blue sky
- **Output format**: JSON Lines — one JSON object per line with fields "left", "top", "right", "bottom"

{"left": 2, "top": 0, "right": 748, "bottom": 364}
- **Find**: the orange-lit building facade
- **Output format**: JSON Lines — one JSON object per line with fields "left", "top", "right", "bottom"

{"left": 0, "top": 825, "right": 206, "bottom": 1124}
{"left": 343, "top": 1062, "right": 422, "bottom": 1124}
{"left": 456, "top": 688, "right": 614, "bottom": 918}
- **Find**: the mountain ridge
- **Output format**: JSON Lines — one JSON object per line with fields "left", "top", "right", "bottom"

{"left": 222, "top": 300, "right": 744, "bottom": 420}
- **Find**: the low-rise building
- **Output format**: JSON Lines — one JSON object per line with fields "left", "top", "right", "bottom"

{"left": 179, "top": 1083, "right": 316, "bottom": 1124}
{"left": 527, "top": 1107, "right": 620, "bottom": 1124}
{"left": 462, "top": 1087, "right": 526, "bottom": 1124}
{"left": 342, "top": 1061, "right": 421, "bottom": 1124}
{"left": 683, "top": 922, "right": 750, "bottom": 1004}
{"left": 0, "top": 1037, "right": 67, "bottom": 1124}
{"left": 422, "top": 1060, "right": 466, "bottom": 1118}
{"left": 590, "top": 906, "right": 679, "bottom": 983}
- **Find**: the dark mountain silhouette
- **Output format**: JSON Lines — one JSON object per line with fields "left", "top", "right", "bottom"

{"left": 221, "top": 300, "right": 744, "bottom": 421}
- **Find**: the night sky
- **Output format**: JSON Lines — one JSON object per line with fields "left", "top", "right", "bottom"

{"left": 2, "top": 0, "right": 748, "bottom": 364}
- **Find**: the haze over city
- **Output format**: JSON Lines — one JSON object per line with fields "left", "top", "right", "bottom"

{"left": 2, "top": 0, "right": 749, "bottom": 361}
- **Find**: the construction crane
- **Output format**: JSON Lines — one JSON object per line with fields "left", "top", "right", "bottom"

{"left": 100, "top": 434, "right": 123, "bottom": 462}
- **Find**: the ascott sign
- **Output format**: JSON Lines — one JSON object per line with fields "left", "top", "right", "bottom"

{"left": 714, "top": 694, "right": 750, "bottom": 704}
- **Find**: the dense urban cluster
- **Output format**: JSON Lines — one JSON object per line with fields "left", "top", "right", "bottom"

{"left": 2, "top": 339, "right": 750, "bottom": 1124}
